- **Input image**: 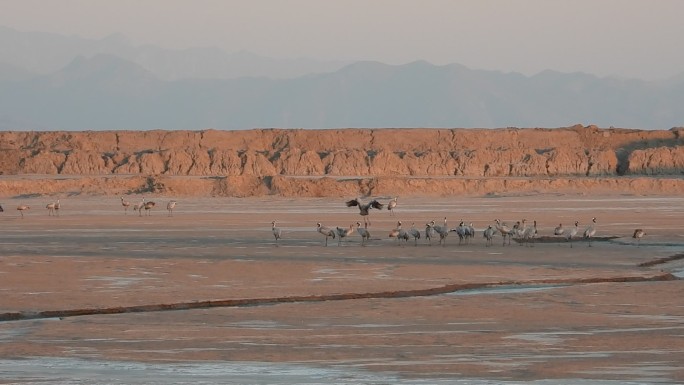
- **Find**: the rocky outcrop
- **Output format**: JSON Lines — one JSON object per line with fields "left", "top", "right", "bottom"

{"left": 0, "top": 125, "right": 682, "bottom": 197}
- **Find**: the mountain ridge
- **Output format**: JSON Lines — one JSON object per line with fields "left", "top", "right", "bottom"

{"left": 1, "top": 26, "right": 683, "bottom": 130}
{"left": 0, "top": 26, "right": 350, "bottom": 81}
{"left": 1, "top": 54, "right": 683, "bottom": 130}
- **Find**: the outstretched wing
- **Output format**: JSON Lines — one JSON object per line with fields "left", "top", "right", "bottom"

{"left": 345, "top": 199, "right": 360, "bottom": 207}
{"left": 370, "top": 200, "right": 384, "bottom": 210}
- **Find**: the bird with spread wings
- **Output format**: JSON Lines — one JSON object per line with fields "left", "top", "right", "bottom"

{"left": 345, "top": 198, "right": 384, "bottom": 227}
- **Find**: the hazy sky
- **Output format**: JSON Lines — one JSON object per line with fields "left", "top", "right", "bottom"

{"left": 1, "top": 0, "right": 683, "bottom": 80}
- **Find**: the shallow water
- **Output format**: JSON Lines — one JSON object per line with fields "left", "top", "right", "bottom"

{"left": 447, "top": 284, "right": 568, "bottom": 296}
{"left": 0, "top": 357, "right": 653, "bottom": 385}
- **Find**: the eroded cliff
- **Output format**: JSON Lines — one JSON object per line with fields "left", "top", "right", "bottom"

{"left": 1, "top": 125, "right": 682, "bottom": 197}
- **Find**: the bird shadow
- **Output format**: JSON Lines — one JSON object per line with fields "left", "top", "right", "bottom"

{"left": 13, "top": 193, "right": 42, "bottom": 199}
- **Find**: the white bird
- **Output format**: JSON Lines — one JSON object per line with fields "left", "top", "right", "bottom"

{"left": 483, "top": 225, "right": 495, "bottom": 247}
{"left": 566, "top": 221, "right": 579, "bottom": 247}
{"left": 46, "top": 201, "right": 56, "bottom": 216}
{"left": 345, "top": 198, "right": 384, "bottom": 227}
{"left": 121, "top": 196, "right": 131, "bottom": 214}
{"left": 389, "top": 221, "right": 409, "bottom": 245}
{"left": 554, "top": 223, "right": 564, "bottom": 236}
{"left": 387, "top": 197, "right": 398, "bottom": 216}
{"left": 336, "top": 224, "right": 354, "bottom": 246}
{"left": 494, "top": 219, "right": 512, "bottom": 246}
{"left": 317, "top": 222, "right": 336, "bottom": 246}
{"left": 17, "top": 204, "right": 30, "bottom": 218}
{"left": 272, "top": 221, "right": 282, "bottom": 244}
{"left": 54, "top": 199, "right": 60, "bottom": 216}
{"left": 408, "top": 222, "right": 421, "bottom": 246}
{"left": 356, "top": 222, "right": 371, "bottom": 245}
{"left": 632, "top": 228, "right": 645, "bottom": 246}
{"left": 166, "top": 200, "right": 177, "bottom": 216}
{"left": 584, "top": 217, "right": 597, "bottom": 247}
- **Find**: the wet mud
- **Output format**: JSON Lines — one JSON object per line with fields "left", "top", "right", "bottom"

{"left": 0, "top": 195, "right": 683, "bottom": 383}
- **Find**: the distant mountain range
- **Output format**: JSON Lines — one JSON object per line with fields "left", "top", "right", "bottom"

{"left": 0, "top": 26, "right": 683, "bottom": 130}
{"left": 0, "top": 26, "right": 349, "bottom": 81}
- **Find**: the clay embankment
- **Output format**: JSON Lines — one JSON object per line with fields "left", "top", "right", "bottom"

{"left": 0, "top": 125, "right": 682, "bottom": 197}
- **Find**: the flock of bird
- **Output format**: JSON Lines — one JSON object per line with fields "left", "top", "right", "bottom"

{"left": 0, "top": 197, "right": 177, "bottom": 218}
{"left": 119, "top": 196, "right": 178, "bottom": 217}
{"left": 293, "top": 197, "right": 645, "bottom": 248}
{"left": 0, "top": 195, "right": 646, "bottom": 247}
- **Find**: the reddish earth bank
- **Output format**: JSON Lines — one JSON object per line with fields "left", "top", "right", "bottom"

{"left": 0, "top": 125, "right": 682, "bottom": 197}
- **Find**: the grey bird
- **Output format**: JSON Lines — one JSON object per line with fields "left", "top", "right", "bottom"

{"left": 583, "top": 217, "right": 597, "bottom": 247}
{"left": 356, "top": 222, "right": 371, "bottom": 246}
{"left": 566, "top": 221, "right": 579, "bottom": 247}
{"left": 387, "top": 197, "right": 398, "bottom": 216}
{"left": 408, "top": 222, "right": 421, "bottom": 246}
{"left": 345, "top": 198, "right": 384, "bottom": 227}
{"left": 484, "top": 225, "right": 495, "bottom": 247}
{"left": 272, "top": 221, "right": 282, "bottom": 244}
{"left": 317, "top": 222, "right": 336, "bottom": 246}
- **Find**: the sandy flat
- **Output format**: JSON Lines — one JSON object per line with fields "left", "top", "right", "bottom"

{"left": 0, "top": 194, "right": 683, "bottom": 384}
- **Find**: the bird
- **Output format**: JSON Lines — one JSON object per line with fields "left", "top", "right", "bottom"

{"left": 133, "top": 198, "right": 144, "bottom": 216}
{"left": 522, "top": 220, "right": 537, "bottom": 247}
{"left": 317, "top": 222, "right": 336, "bottom": 246}
{"left": 431, "top": 218, "right": 449, "bottom": 246}
{"left": 408, "top": 222, "right": 421, "bottom": 246}
{"left": 46, "top": 201, "right": 56, "bottom": 216}
{"left": 452, "top": 221, "right": 468, "bottom": 245}
{"left": 494, "top": 219, "right": 512, "bottom": 246}
{"left": 17, "top": 204, "right": 30, "bottom": 218}
{"left": 566, "top": 221, "right": 579, "bottom": 247}
{"left": 632, "top": 228, "right": 645, "bottom": 246}
{"left": 389, "top": 221, "right": 409, "bottom": 245}
{"left": 271, "top": 221, "right": 282, "bottom": 244}
{"left": 512, "top": 220, "right": 525, "bottom": 245}
{"left": 345, "top": 198, "right": 384, "bottom": 227}
{"left": 484, "top": 225, "right": 495, "bottom": 247}
{"left": 466, "top": 222, "right": 476, "bottom": 244}
{"left": 0, "top": 204, "right": 3, "bottom": 212}
{"left": 121, "top": 196, "right": 131, "bottom": 214}
{"left": 356, "top": 222, "right": 371, "bottom": 246}
{"left": 554, "top": 223, "right": 564, "bottom": 236}
{"left": 387, "top": 197, "right": 398, "bottom": 216}
{"left": 143, "top": 199, "right": 156, "bottom": 216}
{"left": 388, "top": 221, "right": 402, "bottom": 238}
{"left": 583, "top": 217, "right": 597, "bottom": 247}
{"left": 166, "top": 200, "right": 177, "bottom": 216}
{"left": 425, "top": 222, "right": 436, "bottom": 245}
{"left": 336, "top": 224, "right": 354, "bottom": 246}
{"left": 54, "top": 199, "right": 60, "bottom": 216}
